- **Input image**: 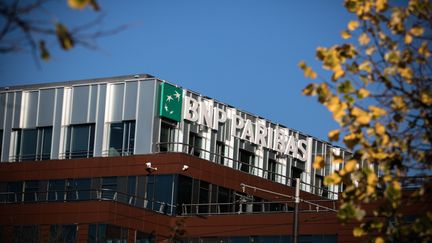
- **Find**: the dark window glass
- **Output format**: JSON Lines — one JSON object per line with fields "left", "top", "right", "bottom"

{"left": 48, "top": 180, "right": 66, "bottom": 201}
{"left": 50, "top": 225, "right": 77, "bottom": 243}
{"left": 217, "top": 186, "right": 231, "bottom": 213}
{"left": 177, "top": 175, "right": 193, "bottom": 215}
{"left": 66, "top": 178, "right": 91, "bottom": 200}
{"left": 87, "top": 224, "right": 97, "bottom": 243}
{"left": 15, "top": 127, "right": 52, "bottom": 162}
{"left": 239, "top": 149, "right": 254, "bottom": 173}
{"left": 24, "top": 180, "right": 39, "bottom": 202}
{"left": 199, "top": 181, "right": 210, "bottom": 213}
{"left": 136, "top": 230, "right": 155, "bottom": 243}
{"left": 154, "top": 175, "right": 174, "bottom": 214}
{"left": 93, "top": 224, "right": 127, "bottom": 243}
{"left": 101, "top": 177, "right": 117, "bottom": 200}
{"left": 7, "top": 181, "right": 23, "bottom": 202}
{"left": 216, "top": 141, "right": 225, "bottom": 165}
{"left": 159, "top": 122, "right": 174, "bottom": 152}
{"left": 108, "top": 121, "right": 135, "bottom": 156}
{"left": 66, "top": 124, "right": 95, "bottom": 159}
{"left": 268, "top": 159, "right": 277, "bottom": 181}
{"left": 12, "top": 225, "right": 39, "bottom": 243}
{"left": 189, "top": 132, "right": 202, "bottom": 157}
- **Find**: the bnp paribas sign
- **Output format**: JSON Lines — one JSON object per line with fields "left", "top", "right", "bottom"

{"left": 159, "top": 82, "right": 308, "bottom": 161}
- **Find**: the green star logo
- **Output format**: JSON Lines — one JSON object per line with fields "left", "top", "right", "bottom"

{"left": 159, "top": 83, "right": 183, "bottom": 122}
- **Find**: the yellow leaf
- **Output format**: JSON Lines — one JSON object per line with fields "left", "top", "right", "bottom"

{"left": 333, "top": 158, "right": 343, "bottom": 164}
{"left": 303, "top": 84, "right": 316, "bottom": 96}
{"left": 358, "top": 60, "right": 372, "bottom": 73}
{"left": 344, "top": 133, "right": 360, "bottom": 149}
{"left": 420, "top": 91, "right": 432, "bottom": 105}
{"left": 369, "top": 105, "right": 387, "bottom": 117}
{"left": 391, "top": 96, "right": 406, "bottom": 111}
{"left": 299, "top": 61, "right": 317, "bottom": 79}
{"left": 313, "top": 156, "right": 325, "bottom": 169}
{"left": 410, "top": 26, "right": 424, "bottom": 36}
{"left": 351, "top": 107, "right": 371, "bottom": 125}
{"left": 332, "top": 66, "right": 345, "bottom": 81}
{"left": 404, "top": 34, "right": 413, "bottom": 44}
{"left": 384, "top": 50, "right": 400, "bottom": 64}
{"left": 341, "top": 31, "right": 351, "bottom": 39}
{"left": 375, "top": 122, "right": 385, "bottom": 135}
{"left": 357, "top": 88, "right": 370, "bottom": 99}
{"left": 365, "top": 46, "right": 376, "bottom": 56}
{"left": 325, "top": 96, "right": 347, "bottom": 123}
{"left": 358, "top": 33, "right": 370, "bottom": 46}
{"left": 328, "top": 129, "right": 340, "bottom": 141}
{"left": 353, "top": 227, "right": 365, "bottom": 237}
{"left": 393, "top": 181, "right": 401, "bottom": 191}
{"left": 344, "top": 159, "right": 357, "bottom": 173}
{"left": 375, "top": 0, "right": 387, "bottom": 12}
{"left": 375, "top": 237, "right": 385, "bottom": 243}
{"left": 381, "top": 134, "right": 389, "bottom": 146}
{"left": 55, "top": 23, "right": 74, "bottom": 50}
{"left": 368, "top": 172, "right": 378, "bottom": 188}
{"left": 419, "top": 41, "right": 431, "bottom": 58}
{"left": 68, "top": 0, "right": 90, "bottom": 9}
{"left": 397, "top": 67, "right": 413, "bottom": 81}
{"left": 347, "top": 20, "right": 360, "bottom": 31}
{"left": 324, "top": 173, "right": 341, "bottom": 185}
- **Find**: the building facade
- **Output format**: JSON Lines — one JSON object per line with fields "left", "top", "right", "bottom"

{"left": 0, "top": 74, "right": 356, "bottom": 242}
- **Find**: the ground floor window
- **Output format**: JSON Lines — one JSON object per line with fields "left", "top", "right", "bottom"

{"left": 50, "top": 225, "right": 77, "bottom": 243}
{"left": 12, "top": 225, "right": 39, "bottom": 243}
{"left": 88, "top": 224, "right": 128, "bottom": 243}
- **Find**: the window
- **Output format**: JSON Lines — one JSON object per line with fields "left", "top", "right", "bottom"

{"left": 88, "top": 224, "right": 128, "bottom": 243}
{"left": 101, "top": 177, "right": 117, "bottom": 200}
{"left": 108, "top": 121, "right": 135, "bottom": 156}
{"left": 136, "top": 231, "right": 155, "bottom": 243}
{"left": 15, "top": 127, "right": 52, "bottom": 161}
{"left": 8, "top": 181, "right": 23, "bottom": 202}
{"left": 199, "top": 181, "right": 210, "bottom": 213}
{"left": 65, "top": 124, "right": 95, "bottom": 159}
{"left": 159, "top": 122, "right": 175, "bottom": 152}
{"left": 216, "top": 141, "right": 225, "bottom": 165}
{"left": 66, "top": 178, "right": 91, "bottom": 200}
{"left": 239, "top": 149, "right": 254, "bottom": 173}
{"left": 267, "top": 159, "right": 277, "bottom": 181}
{"left": 12, "top": 225, "right": 39, "bottom": 243}
{"left": 189, "top": 132, "right": 202, "bottom": 157}
{"left": 48, "top": 180, "right": 66, "bottom": 201}
{"left": 50, "top": 225, "right": 77, "bottom": 243}
{"left": 24, "top": 180, "right": 39, "bottom": 202}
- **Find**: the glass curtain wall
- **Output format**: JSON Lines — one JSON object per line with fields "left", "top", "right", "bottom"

{"left": 108, "top": 121, "right": 135, "bottom": 156}
{"left": 14, "top": 127, "right": 52, "bottom": 161}
{"left": 65, "top": 124, "right": 95, "bottom": 159}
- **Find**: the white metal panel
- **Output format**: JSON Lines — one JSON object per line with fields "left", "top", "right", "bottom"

{"left": 22, "top": 91, "right": 38, "bottom": 128}
{"left": 71, "top": 85, "right": 90, "bottom": 124}
{"left": 2, "top": 93, "right": 14, "bottom": 162}
{"left": 37, "top": 89, "right": 55, "bottom": 127}
{"left": 108, "top": 83, "right": 124, "bottom": 122}
{"left": 11, "top": 92, "right": 22, "bottom": 129}
{"left": 0, "top": 93, "right": 5, "bottom": 128}
{"left": 51, "top": 88, "right": 64, "bottom": 159}
{"left": 135, "top": 80, "right": 157, "bottom": 154}
{"left": 88, "top": 85, "right": 98, "bottom": 123}
{"left": 94, "top": 84, "right": 106, "bottom": 157}
{"left": 123, "top": 81, "right": 138, "bottom": 120}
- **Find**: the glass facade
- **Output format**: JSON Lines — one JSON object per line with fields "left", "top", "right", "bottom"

{"left": 65, "top": 124, "right": 95, "bottom": 159}
{"left": 50, "top": 225, "right": 77, "bottom": 243}
{"left": 108, "top": 120, "right": 135, "bottom": 156}
{"left": 12, "top": 225, "right": 39, "bottom": 243}
{"left": 159, "top": 121, "right": 175, "bottom": 152}
{"left": 14, "top": 127, "right": 52, "bottom": 162}
{"left": 88, "top": 224, "right": 128, "bottom": 243}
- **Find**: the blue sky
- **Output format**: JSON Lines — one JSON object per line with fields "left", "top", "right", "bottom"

{"left": 0, "top": 0, "right": 353, "bottom": 142}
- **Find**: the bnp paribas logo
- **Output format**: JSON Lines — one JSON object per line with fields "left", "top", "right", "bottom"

{"left": 159, "top": 82, "right": 183, "bottom": 122}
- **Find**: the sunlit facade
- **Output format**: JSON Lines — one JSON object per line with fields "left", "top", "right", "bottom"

{"left": 0, "top": 74, "right": 357, "bottom": 242}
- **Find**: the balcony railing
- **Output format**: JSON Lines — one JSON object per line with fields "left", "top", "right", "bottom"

{"left": 156, "top": 142, "right": 338, "bottom": 200}
{"left": 0, "top": 189, "right": 176, "bottom": 215}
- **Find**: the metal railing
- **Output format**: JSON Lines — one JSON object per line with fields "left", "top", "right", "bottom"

{"left": 0, "top": 189, "right": 176, "bottom": 215}
{"left": 180, "top": 199, "right": 338, "bottom": 216}
{"left": 156, "top": 142, "right": 339, "bottom": 200}
{"left": 9, "top": 153, "right": 51, "bottom": 162}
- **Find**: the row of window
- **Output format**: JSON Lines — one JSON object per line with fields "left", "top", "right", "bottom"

{"left": 9, "top": 121, "right": 135, "bottom": 161}
{"left": 0, "top": 175, "right": 292, "bottom": 216}
{"left": 5, "top": 224, "right": 153, "bottom": 243}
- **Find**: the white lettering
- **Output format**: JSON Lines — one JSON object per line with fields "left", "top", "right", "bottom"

{"left": 297, "top": 139, "right": 307, "bottom": 161}
{"left": 241, "top": 119, "right": 255, "bottom": 143}
{"left": 255, "top": 121, "right": 267, "bottom": 147}
{"left": 184, "top": 96, "right": 199, "bottom": 122}
{"left": 213, "top": 107, "right": 227, "bottom": 130}
{"left": 199, "top": 99, "right": 213, "bottom": 128}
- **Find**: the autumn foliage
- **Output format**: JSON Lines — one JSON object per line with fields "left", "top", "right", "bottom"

{"left": 300, "top": 0, "right": 432, "bottom": 242}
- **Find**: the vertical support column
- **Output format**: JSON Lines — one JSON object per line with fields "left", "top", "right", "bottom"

{"left": 292, "top": 178, "right": 300, "bottom": 243}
